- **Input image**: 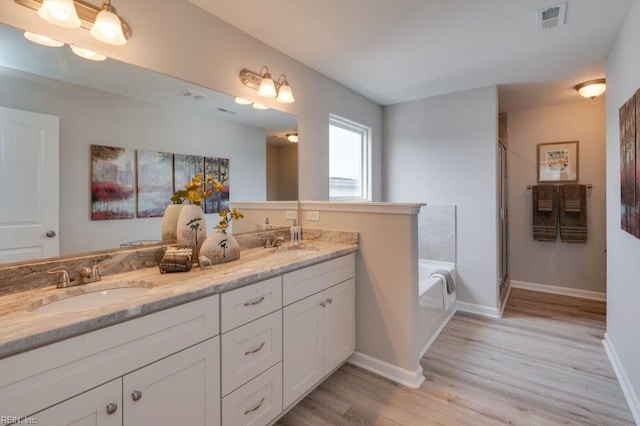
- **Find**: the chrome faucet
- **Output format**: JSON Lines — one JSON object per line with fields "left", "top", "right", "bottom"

{"left": 265, "top": 234, "right": 285, "bottom": 248}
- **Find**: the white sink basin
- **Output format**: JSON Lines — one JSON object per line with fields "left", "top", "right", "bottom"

{"left": 29, "top": 283, "right": 152, "bottom": 314}
{"left": 269, "top": 245, "right": 318, "bottom": 259}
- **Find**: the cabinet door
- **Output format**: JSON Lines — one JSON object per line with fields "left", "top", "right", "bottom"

{"left": 123, "top": 337, "right": 220, "bottom": 426}
{"left": 324, "top": 279, "right": 356, "bottom": 372}
{"left": 282, "top": 291, "right": 325, "bottom": 408}
{"left": 33, "top": 379, "right": 122, "bottom": 426}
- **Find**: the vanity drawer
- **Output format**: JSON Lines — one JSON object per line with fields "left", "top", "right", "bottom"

{"left": 221, "top": 310, "right": 282, "bottom": 396}
{"left": 221, "top": 276, "right": 282, "bottom": 332}
{"left": 283, "top": 253, "right": 355, "bottom": 305}
{"left": 222, "top": 362, "right": 282, "bottom": 426}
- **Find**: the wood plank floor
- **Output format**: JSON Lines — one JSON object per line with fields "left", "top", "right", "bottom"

{"left": 277, "top": 288, "right": 634, "bottom": 425}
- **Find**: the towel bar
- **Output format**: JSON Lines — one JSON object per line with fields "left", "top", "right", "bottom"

{"left": 527, "top": 184, "right": 592, "bottom": 189}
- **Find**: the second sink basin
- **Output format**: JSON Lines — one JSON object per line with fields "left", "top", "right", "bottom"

{"left": 29, "top": 281, "right": 153, "bottom": 314}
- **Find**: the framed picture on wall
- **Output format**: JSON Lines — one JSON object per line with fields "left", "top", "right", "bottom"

{"left": 537, "top": 141, "right": 579, "bottom": 183}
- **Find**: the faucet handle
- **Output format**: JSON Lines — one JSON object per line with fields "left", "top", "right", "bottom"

{"left": 91, "top": 262, "right": 109, "bottom": 278}
{"left": 47, "top": 269, "right": 72, "bottom": 287}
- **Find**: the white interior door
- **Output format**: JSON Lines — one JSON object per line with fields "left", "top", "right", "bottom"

{"left": 0, "top": 106, "right": 59, "bottom": 263}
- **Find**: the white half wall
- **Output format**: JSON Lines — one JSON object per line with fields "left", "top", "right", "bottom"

{"left": 507, "top": 99, "right": 606, "bottom": 293}
{"left": 0, "top": 0, "right": 382, "bottom": 202}
{"left": 604, "top": 0, "right": 640, "bottom": 422}
{"left": 382, "top": 86, "right": 499, "bottom": 309}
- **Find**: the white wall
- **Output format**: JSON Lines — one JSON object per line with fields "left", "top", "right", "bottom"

{"left": 605, "top": 0, "right": 640, "bottom": 419}
{"left": 0, "top": 0, "right": 382, "bottom": 202}
{"left": 0, "top": 70, "right": 265, "bottom": 254}
{"left": 383, "top": 86, "right": 499, "bottom": 311}
{"left": 507, "top": 99, "right": 606, "bottom": 293}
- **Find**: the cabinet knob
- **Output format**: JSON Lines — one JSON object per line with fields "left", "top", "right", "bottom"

{"left": 132, "top": 390, "right": 143, "bottom": 401}
{"left": 106, "top": 403, "right": 118, "bottom": 415}
{"left": 320, "top": 301, "right": 326, "bottom": 307}
{"left": 327, "top": 298, "right": 333, "bottom": 304}
{"left": 46, "top": 230, "right": 57, "bottom": 238}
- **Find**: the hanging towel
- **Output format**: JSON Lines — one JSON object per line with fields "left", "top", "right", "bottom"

{"left": 559, "top": 184, "right": 587, "bottom": 243}
{"left": 563, "top": 184, "right": 582, "bottom": 212}
{"left": 532, "top": 185, "right": 558, "bottom": 241}
{"left": 429, "top": 269, "right": 456, "bottom": 295}
{"left": 537, "top": 184, "right": 555, "bottom": 212}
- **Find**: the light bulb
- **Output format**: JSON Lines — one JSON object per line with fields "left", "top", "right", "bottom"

{"left": 24, "top": 32, "right": 64, "bottom": 47}
{"left": 90, "top": 6, "right": 126, "bottom": 45}
{"left": 71, "top": 45, "right": 107, "bottom": 61}
{"left": 38, "top": 0, "right": 81, "bottom": 28}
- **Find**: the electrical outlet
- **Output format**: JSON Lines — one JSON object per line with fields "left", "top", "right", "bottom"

{"left": 307, "top": 211, "right": 320, "bottom": 221}
{"left": 285, "top": 210, "right": 297, "bottom": 220}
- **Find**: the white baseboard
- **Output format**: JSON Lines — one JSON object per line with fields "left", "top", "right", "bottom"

{"left": 347, "top": 351, "right": 425, "bottom": 389}
{"left": 456, "top": 301, "right": 500, "bottom": 318}
{"left": 603, "top": 333, "right": 640, "bottom": 424}
{"left": 419, "top": 306, "right": 457, "bottom": 359}
{"left": 511, "top": 280, "right": 606, "bottom": 301}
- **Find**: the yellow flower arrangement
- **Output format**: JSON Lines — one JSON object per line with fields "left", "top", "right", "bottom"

{"left": 172, "top": 173, "right": 222, "bottom": 206}
{"left": 215, "top": 208, "right": 244, "bottom": 233}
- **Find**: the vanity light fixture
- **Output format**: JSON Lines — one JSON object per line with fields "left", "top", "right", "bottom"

{"left": 575, "top": 78, "right": 606, "bottom": 99}
{"left": 286, "top": 133, "right": 299, "bottom": 143}
{"left": 15, "top": 0, "right": 132, "bottom": 43}
{"left": 23, "top": 31, "right": 64, "bottom": 47}
{"left": 70, "top": 44, "right": 107, "bottom": 61}
{"left": 239, "top": 66, "right": 295, "bottom": 104}
{"left": 37, "top": 0, "right": 81, "bottom": 28}
{"left": 90, "top": 0, "right": 126, "bottom": 45}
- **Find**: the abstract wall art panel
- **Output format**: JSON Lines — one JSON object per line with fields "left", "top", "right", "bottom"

{"left": 91, "top": 145, "right": 135, "bottom": 220}
{"left": 136, "top": 150, "right": 173, "bottom": 218}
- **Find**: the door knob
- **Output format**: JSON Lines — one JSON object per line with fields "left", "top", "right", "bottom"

{"left": 46, "top": 230, "right": 56, "bottom": 238}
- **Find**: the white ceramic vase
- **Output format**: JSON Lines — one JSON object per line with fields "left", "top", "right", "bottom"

{"left": 161, "top": 204, "right": 184, "bottom": 243}
{"left": 199, "top": 231, "right": 240, "bottom": 265}
{"left": 176, "top": 204, "right": 207, "bottom": 250}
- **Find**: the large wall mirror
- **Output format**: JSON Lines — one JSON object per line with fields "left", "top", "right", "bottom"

{"left": 0, "top": 23, "right": 298, "bottom": 263}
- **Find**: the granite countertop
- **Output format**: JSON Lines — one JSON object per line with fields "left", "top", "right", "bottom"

{"left": 0, "top": 240, "right": 357, "bottom": 360}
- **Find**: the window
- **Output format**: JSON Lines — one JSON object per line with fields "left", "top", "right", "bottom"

{"left": 329, "top": 115, "right": 371, "bottom": 201}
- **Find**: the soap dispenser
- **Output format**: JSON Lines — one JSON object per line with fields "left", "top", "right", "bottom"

{"left": 291, "top": 220, "right": 301, "bottom": 246}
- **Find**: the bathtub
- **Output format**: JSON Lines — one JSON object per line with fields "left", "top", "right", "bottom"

{"left": 418, "top": 259, "right": 456, "bottom": 310}
{"left": 417, "top": 259, "right": 457, "bottom": 358}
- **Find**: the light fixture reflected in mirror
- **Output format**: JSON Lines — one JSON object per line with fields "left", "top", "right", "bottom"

{"left": 90, "top": 0, "right": 126, "bottom": 45}
{"left": 286, "top": 133, "right": 299, "bottom": 143}
{"left": 253, "top": 103, "right": 269, "bottom": 110}
{"left": 575, "top": 79, "right": 606, "bottom": 99}
{"left": 37, "top": 0, "right": 81, "bottom": 28}
{"left": 70, "top": 44, "right": 107, "bottom": 61}
{"left": 240, "top": 66, "right": 295, "bottom": 104}
{"left": 24, "top": 31, "right": 64, "bottom": 47}
{"left": 234, "top": 97, "right": 252, "bottom": 105}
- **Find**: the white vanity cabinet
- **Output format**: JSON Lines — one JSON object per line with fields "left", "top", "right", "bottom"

{"left": 282, "top": 254, "right": 356, "bottom": 408}
{"left": 32, "top": 338, "right": 220, "bottom": 426}
{"left": 0, "top": 295, "right": 221, "bottom": 425}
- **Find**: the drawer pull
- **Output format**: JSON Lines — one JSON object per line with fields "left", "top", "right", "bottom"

{"left": 106, "top": 403, "right": 118, "bottom": 415}
{"left": 244, "top": 397, "right": 265, "bottom": 415}
{"left": 243, "top": 296, "right": 265, "bottom": 307}
{"left": 244, "top": 341, "right": 266, "bottom": 355}
{"left": 132, "top": 390, "right": 142, "bottom": 401}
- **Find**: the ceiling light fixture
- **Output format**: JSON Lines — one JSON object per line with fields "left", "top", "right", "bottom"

{"left": 575, "top": 79, "right": 606, "bottom": 99}
{"left": 70, "top": 44, "right": 107, "bottom": 61}
{"left": 239, "top": 66, "right": 295, "bottom": 104}
{"left": 37, "top": 0, "right": 81, "bottom": 28}
{"left": 16, "top": 0, "right": 132, "bottom": 43}
{"left": 286, "top": 133, "right": 299, "bottom": 143}
{"left": 23, "top": 31, "right": 64, "bottom": 47}
{"left": 90, "top": 0, "right": 126, "bottom": 45}
{"left": 252, "top": 103, "right": 269, "bottom": 110}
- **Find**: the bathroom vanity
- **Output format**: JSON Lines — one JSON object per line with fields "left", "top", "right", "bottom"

{"left": 0, "top": 240, "right": 356, "bottom": 426}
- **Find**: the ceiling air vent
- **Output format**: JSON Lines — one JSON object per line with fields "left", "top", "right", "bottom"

{"left": 537, "top": 2, "right": 567, "bottom": 31}
{"left": 177, "top": 89, "right": 207, "bottom": 100}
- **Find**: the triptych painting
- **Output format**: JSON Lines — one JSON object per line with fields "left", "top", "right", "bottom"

{"left": 91, "top": 144, "right": 229, "bottom": 221}
{"left": 619, "top": 89, "right": 640, "bottom": 238}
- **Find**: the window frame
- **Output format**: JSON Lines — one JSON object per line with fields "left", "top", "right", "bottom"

{"left": 328, "top": 114, "right": 372, "bottom": 201}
